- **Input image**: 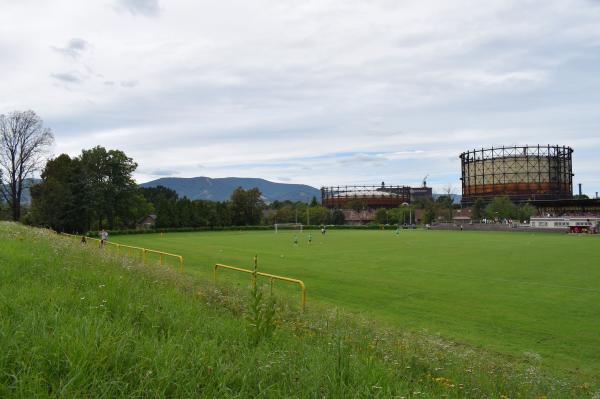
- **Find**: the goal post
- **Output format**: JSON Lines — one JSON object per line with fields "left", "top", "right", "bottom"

{"left": 274, "top": 223, "right": 303, "bottom": 233}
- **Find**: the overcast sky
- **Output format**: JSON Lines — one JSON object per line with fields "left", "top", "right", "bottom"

{"left": 1, "top": 0, "right": 600, "bottom": 194}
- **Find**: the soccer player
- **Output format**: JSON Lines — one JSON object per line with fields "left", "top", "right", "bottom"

{"left": 308, "top": 232, "right": 312, "bottom": 244}
{"left": 294, "top": 235, "right": 298, "bottom": 246}
{"left": 395, "top": 226, "right": 400, "bottom": 236}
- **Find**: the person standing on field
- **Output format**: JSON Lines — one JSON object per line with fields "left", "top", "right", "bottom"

{"left": 100, "top": 229, "right": 108, "bottom": 248}
{"left": 308, "top": 232, "right": 312, "bottom": 244}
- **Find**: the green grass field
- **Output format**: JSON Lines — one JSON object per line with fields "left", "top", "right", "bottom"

{"left": 112, "top": 229, "right": 600, "bottom": 377}
{"left": 3, "top": 222, "right": 599, "bottom": 397}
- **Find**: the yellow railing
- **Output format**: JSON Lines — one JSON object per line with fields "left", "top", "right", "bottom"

{"left": 61, "top": 233, "right": 184, "bottom": 272}
{"left": 214, "top": 263, "right": 307, "bottom": 312}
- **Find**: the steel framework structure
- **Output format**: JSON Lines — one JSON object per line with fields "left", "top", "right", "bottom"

{"left": 321, "top": 184, "right": 411, "bottom": 208}
{"left": 460, "top": 145, "right": 574, "bottom": 204}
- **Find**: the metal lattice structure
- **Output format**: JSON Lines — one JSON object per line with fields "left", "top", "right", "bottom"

{"left": 321, "top": 184, "right": 411, "bottom": 209}
{"left": 460, "top": 145, "right": 574, "bottom": 204}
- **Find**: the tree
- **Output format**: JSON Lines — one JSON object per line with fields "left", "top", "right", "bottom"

{"left": 230, "top": 187, "right": 264, "bottom": 225}
{"left": 388, "top": 206, "right": 410, "bottom": 224}
{"left": 516, "top": 203, "right": 536, "bottom": 222}
{"left": 440, "top": 184, "right": 455, "bottom": 221}
{"left": 331, "top": 209, "right": 345, "bottom": 225}
{"left": 472, "top": 198, "right": 485, "bottom": 221}
{"left": 274, "top": 204, "right": 296, "bottom": 223}
{"left": 435, "top": 195, "right": 453, "bottom": 221}
{"left": 0, "top": 110, "right": 54, "bottom": 220}
{"left": 485, "top": 196, "right": 516, "bottom": 220}
{"left": 29, "top": 154, "right": 87, "bottom": 232}
{"left": 310, "top": 196, "right": 319, "bottom": 207}
{"left": 421, "top": 200, "right": 436, "bottom": 224}
{"left": 306, "top": 206, "right": 330, "bottom": 225}
{"left": 30, "top": 148, "right": 150, "bottom": 231}
{"left": 374, "top": 208, "right": 388, "bottom": 224}
{"left": 79, "top": 146, "right": 139, "bottom": 229}
{"left": 140, "top": 185, "right": 179, "bottom": 204}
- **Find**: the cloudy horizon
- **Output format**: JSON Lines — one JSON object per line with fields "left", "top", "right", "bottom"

{"left": 2, "top": 0, "right": 600, "bottom": 194}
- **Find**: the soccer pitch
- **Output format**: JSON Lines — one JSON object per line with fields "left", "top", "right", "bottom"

{"left": 112, "top": 229, "right": 600, "bottom": 375}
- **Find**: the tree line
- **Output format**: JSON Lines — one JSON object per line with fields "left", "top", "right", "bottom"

{"left": 371, "top": 195, "right": 536, "bottom": 225}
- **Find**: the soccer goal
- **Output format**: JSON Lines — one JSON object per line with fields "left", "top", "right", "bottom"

{"left": 274, "top": 223, "right": 303, "bottom": 233}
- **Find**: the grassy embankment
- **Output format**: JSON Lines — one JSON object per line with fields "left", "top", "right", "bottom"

{"left": 0, "top": 222, "right": 596, "bottom": 397}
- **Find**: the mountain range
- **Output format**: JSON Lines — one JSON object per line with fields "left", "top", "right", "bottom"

{"left": 139, "top": 177, "right": 321, "bottom": 203}
{"left": 12, "top": 176, "right": 461, "bottom": 205}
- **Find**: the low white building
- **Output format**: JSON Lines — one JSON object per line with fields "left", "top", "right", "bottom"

{"left": 530, "top": 217, "right": 600, "bottom": 233}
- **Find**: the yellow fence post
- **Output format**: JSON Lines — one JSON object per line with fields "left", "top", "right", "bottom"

{"left": 61, "top": 233, "right": 184, "bottom": 274}
{"left": 214, "top": 262, "right": 307, "bottom": 312}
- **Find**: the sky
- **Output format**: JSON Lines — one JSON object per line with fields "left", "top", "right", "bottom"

{"left": 1, "top": 0, "right": 600, "bottom": 195}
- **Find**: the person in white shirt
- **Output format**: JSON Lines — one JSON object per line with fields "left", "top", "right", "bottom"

{"left": 100, "top": 229, "right": 108, "bottom": 248}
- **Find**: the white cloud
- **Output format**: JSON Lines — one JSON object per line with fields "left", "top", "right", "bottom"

{"left": 1, "top": 0, "right": 600, "bottom": 194}
{"left": 115, "top": 0, "right": 160, "bottom": 17}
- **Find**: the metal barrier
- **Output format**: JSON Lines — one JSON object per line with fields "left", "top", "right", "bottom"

{"left": 60, "top": 233, "right": 184, "bottom": 272}
{"left": 214, "top": 262, "right": 306, "bottom": 312}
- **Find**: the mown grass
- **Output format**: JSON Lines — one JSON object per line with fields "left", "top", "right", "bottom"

{"left": 0, "top": 222, "right": 597, "bottom": 398}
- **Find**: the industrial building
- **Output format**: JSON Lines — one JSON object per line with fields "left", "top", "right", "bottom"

{"left": 460, "top": 145, "right": 574, "bottom": 205}
{"left": 321, "top": 182, "right": 432, "bottom": 209}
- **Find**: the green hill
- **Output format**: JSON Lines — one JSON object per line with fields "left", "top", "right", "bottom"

{"left": 0, "top": 222, "right": 595, "bottom": 398}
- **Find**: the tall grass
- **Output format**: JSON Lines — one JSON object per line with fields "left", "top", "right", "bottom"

{"left": 0, "top": 222, "right": 597, "bottom": 398}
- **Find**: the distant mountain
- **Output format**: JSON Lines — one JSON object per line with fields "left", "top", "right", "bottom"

{"left": 140, "top": 177, "right": 321, "bottom": 203}
{"left": 1, "top": 178, "right": 40, "bottom": 204}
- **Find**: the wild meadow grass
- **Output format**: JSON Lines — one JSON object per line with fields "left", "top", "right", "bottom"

{"left": 0, "top": 222, "right": 597, "bottom": 398}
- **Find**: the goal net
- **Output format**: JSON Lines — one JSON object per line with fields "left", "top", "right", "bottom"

{"left": 274, "top": 223, "right": 303, "bottom": 233}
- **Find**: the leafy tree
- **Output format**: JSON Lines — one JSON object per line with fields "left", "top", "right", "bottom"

{"left": 79, "top": 146, "right": 140, "bottom": 229}
{"left": 310, "top": 196, "right": 319, "bottom": 207}
{"left": 374, "top": 208, "right": 388, "bottom": 224}
{"left": 387, "top": 206, "right": 411, "bottom": 224}
{"left": 331, "top": 209, "right": 345, "bottom": 225}
{"left": 421, "top": 200, "right": 436, "bottom": 224}
{"left": 516, "top": 203, "right": 536, "bottom": 222}
{"left": 472, "top": 198, "right": 485, "bottom": 221}
{"left": 274, "top": 204, "right": 295, "bottom": 223}
{"left": 306, "top": 206, "right": 330, "bottom": 225}
{"left": 30, "top": 147, "right": 150, "bottom": 231}
{"left": 485, "top": 196, "right": 516, "bottom": 220}
{"left": 29, "top": 154, "right": 87, "bottom": 232}
{"left": 436, "top": 195, "right": 453, "bottom": 221}
{"left": 0, "top": 110, "right": 54, "bottom": 220}
{"left": 231, "top": 187, "right": 264, "bottom": 225}
{"left": 140, "top": 186, "right": 179, "bottom": 204}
